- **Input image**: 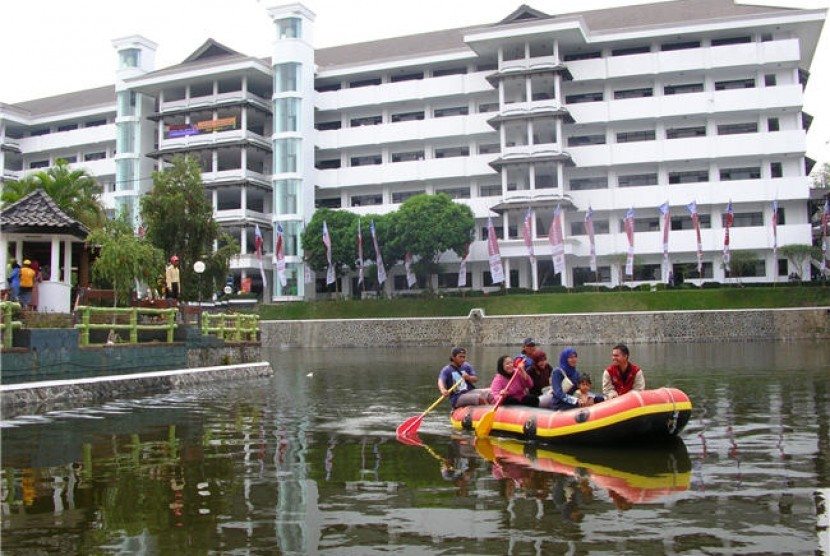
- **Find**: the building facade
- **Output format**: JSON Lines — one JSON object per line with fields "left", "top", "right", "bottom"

{"left": 1, "top": 0, "right": 826, "bottom": 300}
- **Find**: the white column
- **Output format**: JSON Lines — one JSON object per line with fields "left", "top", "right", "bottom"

{"left": 0, "top": 236, "right": 7, "bottom": 285}
{"left": 50, "top": 238, "right": 60, "bottom": 281}
{"left": 63, "top": 240, "right": 73, "bottom": 284}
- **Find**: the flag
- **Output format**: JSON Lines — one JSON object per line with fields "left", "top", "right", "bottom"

{"left": 585, "top": 206, "right": 597, "bottom": 273}
{"left": 658, "top": 201, "right": 671, "bottom": 281}
{"left": 486, "top": 217, "right": 504, "bottom": 284}
{"left": 275, "top": 223, "right": 286, "bottom": 287}
{"left": 370, "top": 219, "right": 386, "bottom": 285}
{"left": 458, "top": 243, "right": 470, "bottom": 287}
{"left": 255, "top": 224, "right": 268, "bottom": 289}
{"left": 686, "top": 201, "right": 703, "bottom": 274}
{"left": 404, "top": 252, "right": 417, "bottom": 288}
{"left": 822, "top": 199, "right": 829, "bottom": 272}
{"left": 723, "top": 201, "right": 734, "bottom": 273}
{"left": 322, "top": 220, "right": 335, "bottom": 285}
{"left": 548, "top": 204, "right": 565, "bottom": 275}
{"left": 624, "top": 207, "right": 635, "bottom": 276}
{"left": 771, "top": 199, "right": 778, "bottom": 267}
{"left": 357, "top": 219, "right": 364, "bottom": 286}
{"left": 522, "top": 207, "right": 536, "bottom": 264}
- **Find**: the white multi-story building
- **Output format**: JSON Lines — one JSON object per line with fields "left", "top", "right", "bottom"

{"left": 1, "top": 0, "right": 826, "bottom": 300}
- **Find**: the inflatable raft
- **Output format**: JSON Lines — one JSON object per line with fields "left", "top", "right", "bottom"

{"left": 451, "top": 388, "right": 691, "bottom": 445}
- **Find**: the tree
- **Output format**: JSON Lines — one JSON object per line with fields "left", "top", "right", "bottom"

{"left": 139, "top": 155, "right": 238, "bottom": 301}
{"left": 811, "top": 162, "right": 829, "bottom": 189}
{"left": 86, "top": 213, "right": 165, "bottom": 306}
{"left": 724, "top": 250, "right": 759, "bottom": 284}
{"left": 1, "top": 158, "right": 105, "bottom": 229}
{"left": 300, "top": 208, "right": 359, "bottom": 290}
{"left": 388, "top": 193, "right": 474, "bottom": 288}
{"left": 779, "top": 244, "right": 820, "bottom": 280}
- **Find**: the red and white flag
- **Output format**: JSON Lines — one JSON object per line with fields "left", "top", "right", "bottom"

{"left": 404, "top": 252, "right": 417, "bottom": 288}
{"left": 275, "top": 224, "right": 286, "bottom": 287}
{"left": 585, "top": 206, "right": 597, "bottom": 273}
{"left": 822, "top": 199, "right": 829, "bottom": 272}
{"left": 322, "top": 220, "right": 335, "bottom": 285}
{"left": 486, "top": 217, "right": 504, "bottom": 284}
{"left": 723, "top": 201, "right": 734, "bottom": 273}
{"left": 522, "top": 207, "right": 536, "bottom": 264}
{"left": 548, "top": 204, "right": 565, "bottom": 275}
{"left": 658, "top": 202, "right": 671, "bottom": 281}
{"left": 771, "top": 199, "right": 779, "bottom": 265}
{"left": 686, "top": 201, "right": 703, "bottom": 274}
{"left": 370, "top": 219, "right": 386, "bottom": 285}
{"left": 357, "top": 219, "right": 364, "bottom": 286}
{"left": 255, "top": 224, "right": 268, "bottom": 289}
{"left": 624, "top": 207, "right": 635, "bottom": 276}
{"left": 458, "top": 243, "right": 470, "bottom": 287}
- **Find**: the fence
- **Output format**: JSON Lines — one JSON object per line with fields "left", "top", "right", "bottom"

{"left": 201, "top": 312, "right": 259, "bottom": 341}
{"left": 74, "top": 306, "right": 178, "bottom": 346}
{"left": 0, "top": 301, "right": 23, "bottom": 349}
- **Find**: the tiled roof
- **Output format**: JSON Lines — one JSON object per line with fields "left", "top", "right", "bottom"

{"left": 0, "top": 189, "right": 89, "bottom": 239}
{"left": 9, "top": 85, "right": 116, "bottom": 119}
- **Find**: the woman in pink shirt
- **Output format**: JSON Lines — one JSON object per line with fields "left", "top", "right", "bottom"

{"left": 489, "top": 355, "right": 539, "bottom": 407}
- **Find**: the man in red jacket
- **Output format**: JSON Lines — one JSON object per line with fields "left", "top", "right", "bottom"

{"left": 602, "top": 343, "right": 645, "bottom": 399}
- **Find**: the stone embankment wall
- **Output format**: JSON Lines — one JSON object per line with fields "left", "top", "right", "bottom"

{"left": 1, "top": 362, "right": 273, "bottom": 414}
{"left": 260, "top": 307, "right": 830, "bottom": 348}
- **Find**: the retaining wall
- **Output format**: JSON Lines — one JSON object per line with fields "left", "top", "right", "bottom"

{"left": 260, "top": 307, "right": 830, "bottom": 348}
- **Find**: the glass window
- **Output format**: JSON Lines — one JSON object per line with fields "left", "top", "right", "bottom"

{"left": 274, "top": 63, "right": 300, "bottom": 92}
{"left": 666, "top": 126, "right": 706, "bottom": 139}
{"left": 274, "top": 97, "right": 301, "bottom": 132}
{"left": 764, "top": 74, "right": 777, "bottom": 87}
{"left": 350, "top": 154, "right": 382, "bottom": 166}
{"left": 569, "top": 177, "right": 607, "bottom": 191}
{"left": 349, "top": 77, "right": 382, "bottom": 88}
{"left": 664, "top": 83, "right": 704, "bottom": 95}
{"left": 479, "top": 183, "right": 501, "bottom": 197}
{"left": 711, "top": 36, "right": 751, "bottom": 46}
{"left": 563, "top": 51, "right": 602, "bottom": 61}
{"left": 391, "top": 111, "right": 424, "bottom": 123}
{"left": 351, "top": 193, "right": 383, "bottom": 207}
{"left": 119, "top": 48, "right": 140, "bottom": 69}
{"left": 391, "top": 151, "right": 424, "bottom": 163}
{"left": 29, "top": 160, "right": 49, "bottom": 169}
{"left": 433, "top": 67, "right": 466, "bottom": 77}
{"left": 315, "top": 159, "right": 341, "bottom": 170}
{"left": 611, "top": 45, "right": 650, "bottom": 56}
{"left": 618, "top": 173, "right": 658, "bottom": 187}
{"left": 573, "top": 266, "right": 612, "bottom": 285}
{"left": 669, "top": 170, "right": 709, "bottom": 184}
{"left": 437, "top": 187, "right": 470, "bottom": 199}
{"left": 392, "top": 190, "right": 422, "bottom": 203}
{"left": 117, "top": 122, "right": 135, "bottom": 153}
{"left": 390, "top": 72, "right": 423, "bottom": 82}
{"left": 116, "top": 160, "right": 136, "bottom": 191}
{"left": 568, "top": 134, "right": 606, "bottom": 146}
{"left": 767, "top": 118, "right": 780, "bottom": 132}
{"left": 274, "top": 138, "right": 301, "bottom": 173}
{"left": 571, "top": 220, "right": 610, "bottom": 235}
{"left": 478, "top": 143, "right": 500, "bottom": 154}
{"left": 614, "top": 88, "right": 653, "bottom": 99}
{"left": 350, "top": 115, "right": 382, "bottom": 127}
{"left": 478, "top": 102, "right": 499, "bottom": 113}
{"left": 770, "top": 162, "right": 783, "bottom": 178}
{"left": 434, "top": 106, "right": 469, "bottom": 118}
{"left": 660, "top": 41, "right": 700, "bottom": 51}
{"left": 671, "top": 214, "right": 711, "bottom": 230}
{"left": 730, "top": 212, "right": 763, "bottom": 227}
{"left": 565, "top": 92, "right": 603, "bottom": 104}
{"left": 275, "top": 179, "right": 300, "bottom": 214}
{"left": 719, "top": 167, "right": 760, "bottom": 181}
{"left": 277, "top": 18, "right": 301, "bottom": 40}
{"left": 717, "top": 122, "right": 757, "bottom": 135}
{"left": 117, "top": 91, "right": 137, "bottom": 117}
{"left": 715, "top": 78, "right": 755, "bottom": 90}
{"left": 316, "top": 121, "right": 341, "bottom": 131}
{"left": 434, "top": 146, "right": 469, "bottom": 159}
{"left": 617, "top": 130, "right": 655, "bottom": 143}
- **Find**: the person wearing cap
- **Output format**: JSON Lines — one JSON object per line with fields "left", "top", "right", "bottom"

{"left": 165, "top": 255, "right": 181, "bottom": 307}
{"left": 514, "top": 337, "right": 539, "bottom": 371}
{"left": 438, "top": 347, "right": 482, "bottom": 409}
{"left": 18, "top": 259, "right": 36, "bottom": 309}
{"left": 602, "top": 343, "right": 645, "bottom": 399}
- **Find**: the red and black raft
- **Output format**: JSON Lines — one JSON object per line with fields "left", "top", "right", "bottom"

{"left": 451, "top": 388, "right": 692, "bottom": 445}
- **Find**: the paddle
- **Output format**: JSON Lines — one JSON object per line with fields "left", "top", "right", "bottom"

{"left": 396, "top": 377, "right": 464, "bottom": 437}
{"left": 475, "top": 359, "right": 524, "bottom": 438}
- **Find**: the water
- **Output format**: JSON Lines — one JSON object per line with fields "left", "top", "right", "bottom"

{"left": 1, "top": 341, "right": 828, "bottom": 555}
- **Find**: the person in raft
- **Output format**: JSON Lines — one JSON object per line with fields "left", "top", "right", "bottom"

{"left": 438, "top": 347, "right": 483, "bottom": 409}
{"left": 575, "top": 373, "right": 605, "bottom": 406}
{"left": 514, "top": 337, "right": 539, "bottom": 370}
{"left": 490, "top": 355, "right": 538, "bottom": 407}
{"left": 526, "top": 350, "right": 552, "bottom": 397}
{"left": 550, "top": 347, "right": 586, "bottom": 410}
{"left": 602, "top": 343, "right": 645, "bottom": 399}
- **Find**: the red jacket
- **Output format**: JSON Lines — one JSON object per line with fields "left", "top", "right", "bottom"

{"left": 604, "top": 363, "right": 642, "bottom": 396}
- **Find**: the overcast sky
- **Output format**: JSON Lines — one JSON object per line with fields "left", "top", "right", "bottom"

{"left": 1, "top": 0, "right": 828, "bottom": 163}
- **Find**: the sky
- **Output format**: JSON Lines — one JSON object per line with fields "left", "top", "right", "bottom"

{"left": 1, "top": 0, "right": 828, "bottom": 165}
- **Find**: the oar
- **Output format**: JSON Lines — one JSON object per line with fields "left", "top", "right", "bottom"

{"left": 397, "top": 377, "right": 464, "bottom": 437}
{"left": 475, "top": 360, "right": 524, "bottom": 438}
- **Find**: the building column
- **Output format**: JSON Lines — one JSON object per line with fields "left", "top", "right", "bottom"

{"left": 63, "top": 239, "right": 73, "bottom": 284}
{"left": 0, "top": 236, "right": 8, "bottom": 286}
{"left": 50, "top": 238, "right": 60, "bottom": 281}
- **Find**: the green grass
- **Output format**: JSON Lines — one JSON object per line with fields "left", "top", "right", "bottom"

{"left": 259, "top": 283, "right": 830, "bottom": 320}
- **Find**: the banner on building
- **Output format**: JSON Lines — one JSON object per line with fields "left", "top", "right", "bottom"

{"left": 255, "top": 224, "right": 269, "bottom": 289}
{"left": 658, "top": 201, "right": 671, "bottom": 281}
{"left": 458, "top": 243, "right": 470, "bottom": 287}
{"left": 357, "top": 219, "right": 364, "bottom": 286}
{"left": 522, "top": 207, "right": 536, "bottom": 264}
{"left": 404, "top": 252, "right": 417, "bottom": 288}
{"left": 275, "top": 224, "right": 286, "bottom": 288}
{"left": 370, "top": 219, "right": 387, "bottom": 285}
{"left": 686, "top": 201, "right": 703, "bottom": 274}
{"left": 723, "top": 201, "right": 734, "bottom": 273}
{"left": 322, "top": 220, "right": 335, "bottom": 285}
{"left": 584, "top": 206, "right": 597, "bottom": 273}
{"left": 548, "top": 204, "right": 565, "bottom": 275}
{"left": 624, "top": 207, "right": 635, "bottom": 276}
{"left": 486, "top": 217, "right": 504, "bottom": 284}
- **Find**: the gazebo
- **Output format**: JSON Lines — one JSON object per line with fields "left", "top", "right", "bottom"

{"left": 0, "top": 189, "right": 90, "bottom": 313}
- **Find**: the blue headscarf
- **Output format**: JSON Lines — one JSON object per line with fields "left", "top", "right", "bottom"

{"left": 558, "top": 348, "right": 578, "bottom": 375}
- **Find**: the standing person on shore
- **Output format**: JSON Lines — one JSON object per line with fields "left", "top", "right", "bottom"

{"left": 165, "top": 256, "right": 181, "bottom": 307}
{"left": 7, "top": 262, "right": 20, "bottom": 301}
{"left": 438, "top": 347, "right": 482, "bottom": 409}
{"left": 602, "top": 343, "right": 645, "bottom": 399}
{"left": 18, "top": 260, "right": 36, "bottom": 309}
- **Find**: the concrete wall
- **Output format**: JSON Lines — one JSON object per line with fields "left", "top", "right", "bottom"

{"left": 260, "top": 307, "right": 830, "bottom": 348}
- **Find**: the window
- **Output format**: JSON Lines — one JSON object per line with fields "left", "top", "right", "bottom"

{"left": 569, "top": 177, "right": 607, "bottom": 191}
{"left": 715, "top": 78, "right": 755, "bottom": 90}
{"left": 660, "top": 41, "right": 700, "bottom": 51}
{"left": 57, "top": 123, "right": 78, "bottom": 132}
{"left": 478, "top": 143, "right": 500, "bottom": 154}
{"left": 480, "top": 183, "right": 501, "bottom": 197}
{"left": 478, "top": 102, "right": 499, "bottom": 113}
{"left": 277, "top": 17, "right": 301, "bottom": 39}
{"left": 391, "top": 150, "right": 424, "bottom": 162}
{"left": 434, "top": 146, "right": 469, "bottom": 159}
{"left": 317, "top": 198, "right": 341, "bottom": 209}
{"left": 274, "top": 97, "right": 301, "bottom": 132}
{"left": 392, "top": 190, "right": 421, "bottom": 203}
{"left": 29, "top": 160, "right": 49, "bottom": 169}
{"left": 350, "top": 154, "right": 382, "bottom": 166}
{"left": 682, "top": 262, "right": 714, "bottom": 280}
{"left": 776, "top": 207, "right": 786, "bottom": 225}
{"left": 62, "top": 155, "right": 77, "bottom": 163}
{"left": 85, "top": 119, "right": 107, "bottom": 127}
{"left": 119, "top": 48, "right": 140, "bottom": 69}
{"left": 350, "top": 115, "right": 382, "bottom": 127}
{"left": 633, "top": 264, "right": 663, "bottom": 281}
{"left": 316, "top": 82, "right": 341, "bottom": 92}
{"left": 768, "top": 118, "right": 780, "bottom": 132}
{"left": 391, "top": 111, "right": 424, "bottom": 123}
{"left": 84, "top": 152, "right": 106, "bottom": 161}
{"left": 274, "top": 63, "right": 300, "bottom": 92}
{"left": 720, "top": 167, "right": 760, "bottom": 181}
{"left": 612, "top": 45, "right": 650, "bottom": 56}
{"left": 664, "top": 83, "right": 704, "bottom": 95}
{"left": 618, "top": 173, "right": 658, "bottom": 187}
{"left": 771, "top": 162, "right": 783, "bottom": 178}
{"left": 566, "top": 92, "right": 603, "bottom": 104}
{"left": 437, "top": 187, "right": 470, "bottom": 199}
{"left": 617, "top": 130, "right": 655, "bottom": 143}
{"left": 274, "top": 139, "right": 300, "bottom": 173}
{"left": 761, "top": 33, "right": 774, "bottom": 42}
{"left": 433, "top": 67, "right": 467, "bottom": 77}
{"left": 30, "top": 128, "right": 50, "bottom": 136}
{"left": 614, "top": 88, "right": 653, "bottom": 99}
{"left": 350, "top": 193, "right": 383, "bottom": 207}
{"left": 316, "top": 159, "right": 341, "bottom": 169}
{"left": 711, "top": 36, "right": 751, "bottom": 46}
{"left": 476, "top": 62, "right": 497, "bottom": 72}
{"left": 568, "top": 134, "right": 606, "bottom": 146}
{"left": 669, "top": 170, "right": 709, "bottom": 184}
{"left": 390, "top": 72, "right": 423, "bottom": 83}
{"left": 764, "top": 74, "right": 777, "bottom": 87}
{"left": 570, "top": 220, "right": 609, "bottom": 235}
{"left": 666, "top": 126, "right": 706, "bottom": 139}
{"left": 316, "top": 121, "right": 341, "bottom": 131}
{"left": 671, "top": 214, "right": 711, "bottom": 230}
{"left": 350, "top": 77, "right": 381, "bottom": 88}
{"left": 730, "top": 212, "right": 763, "bottom": 227}
{"left": 434, "top": 106, "right": 469, "bottom": 118}
{"left": 630, "top": 217, "right": 660, "bottom": 233}
{"left": 563, "top": 51, "right": 602, "bottom": 61}
{"left": 573, "top": 266, "right": 612, "bottom": 285}
{"left": 717, "top": 122, "right": 758, "bottom": 135}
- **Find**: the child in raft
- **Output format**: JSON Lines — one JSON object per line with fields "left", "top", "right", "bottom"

{"left": 576, "top": 373, "right": 605, "bottom": 407}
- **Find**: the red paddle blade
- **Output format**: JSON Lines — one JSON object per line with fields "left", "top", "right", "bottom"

{"left": 396, "top": 433, "right": 424, "bottom": 447}
{"left": 396, "top": 414, "right": 424, "bottom": 437}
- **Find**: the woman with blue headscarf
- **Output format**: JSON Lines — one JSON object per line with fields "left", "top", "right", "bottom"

{"left": 551, "top": 347, "right": 583, "bottom": 410}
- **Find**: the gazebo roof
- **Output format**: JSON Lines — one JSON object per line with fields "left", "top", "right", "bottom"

{"left": 0, "top": 189, "right": 90, "bottom": 239}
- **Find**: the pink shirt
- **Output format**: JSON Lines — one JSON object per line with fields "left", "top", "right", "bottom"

{"left": 489, "top": 371, "right": 533, "bottom": 403}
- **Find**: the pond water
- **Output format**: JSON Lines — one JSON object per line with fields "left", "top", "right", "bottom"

{"left": 1, "top": 341, "right": 828, "bottom": 555}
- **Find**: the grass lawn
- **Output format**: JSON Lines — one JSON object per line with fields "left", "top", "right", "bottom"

{"left": 259, "top": 284, "right": 830, "bottom": 320}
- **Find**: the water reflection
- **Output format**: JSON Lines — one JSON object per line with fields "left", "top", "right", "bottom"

{"left": 1, "top": 341, "right": 828, "bottom": 555}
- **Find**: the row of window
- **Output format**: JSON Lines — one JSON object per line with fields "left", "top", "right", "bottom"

{"left": 569, "top": 163, "right": 783, "bottom": 191}
{"left": 316, "top": 102, "right": 502, "bottom": 131}
{"left": 562, "top": 33, "right": 772, "bottom": 62}
{"left": 315, "top": 63, "right": 500, "bottom": 93}
{"left": 28, "top": 151, "right": 108, "bottom": 169}
{"left": 565, "top": 76, "right": 773, "bottom": 104}
{"left": 23, "top": 118, "right": 110, "bottom": 138}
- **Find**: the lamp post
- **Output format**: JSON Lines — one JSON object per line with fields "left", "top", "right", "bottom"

{"left": 193, "top": 260, "right": 205, "bottom": 329}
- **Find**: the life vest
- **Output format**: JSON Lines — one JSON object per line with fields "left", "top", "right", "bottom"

{"left": 604, "top": 363, "right": 642, "bottom": 396}
{"left": 19, "top": 267, "right": 36, "bottom": 288}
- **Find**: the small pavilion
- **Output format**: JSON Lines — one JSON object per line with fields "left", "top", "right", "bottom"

{"left": 0, "top": 189, "right": 90, "bottom": 313}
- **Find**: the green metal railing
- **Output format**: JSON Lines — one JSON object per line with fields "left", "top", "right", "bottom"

{"left": 201, "top": 312, "right": 259, "bottom": 342}
{"left": 0, "top": 301, "right": 23, "bottom": 349}
{"left": 74, "top": 306, "right": 177, "bottom": 346}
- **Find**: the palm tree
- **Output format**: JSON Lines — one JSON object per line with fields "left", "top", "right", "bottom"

{"left": 1, "top": 158, "right": 106, "bottom": 229}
